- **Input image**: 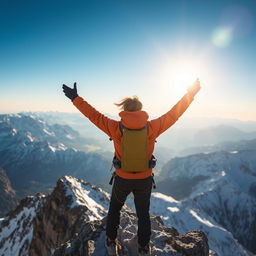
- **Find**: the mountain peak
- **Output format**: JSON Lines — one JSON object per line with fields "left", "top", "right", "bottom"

{"left": 0, "top": 176, "right": 212, "bottom": 256}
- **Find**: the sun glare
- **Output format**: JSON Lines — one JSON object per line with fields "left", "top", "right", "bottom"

{"left": 172, "top": 64, "right": 199, "bottom": 93}
{"left": 159, "top": 56, "right": 210, "bottom": 97}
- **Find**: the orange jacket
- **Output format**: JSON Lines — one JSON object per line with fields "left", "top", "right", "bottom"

{"left": 73, "top": 92, "right": 194, "bottom": 179}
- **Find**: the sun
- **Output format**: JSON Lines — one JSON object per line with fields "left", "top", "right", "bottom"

{"left": 159, "top": 55, "right": 209, "bottom": 97}
{"left": 170, "top": 59, "right": 203, "bottom": 94}
{"left": 173, "top": 65, "right": 198, "bottom": 92}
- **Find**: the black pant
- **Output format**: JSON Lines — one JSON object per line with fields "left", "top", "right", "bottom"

{"left": 106, "top": 175, "right": 152, "bottom": 247}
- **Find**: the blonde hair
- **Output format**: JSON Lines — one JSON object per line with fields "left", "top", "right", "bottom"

{"left": 115, "top": 96, "right": 142, "bottom": 111}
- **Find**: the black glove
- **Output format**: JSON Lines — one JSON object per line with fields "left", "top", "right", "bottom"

{"left": 62, "top": 82, "right": 78, "bottom": 101}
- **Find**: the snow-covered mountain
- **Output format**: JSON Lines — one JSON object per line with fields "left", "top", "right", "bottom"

{"left": 25, "top": 112, "right": 256, "bottom": 154}
{"left": 149, "top": 193, "right": 252, "bottom": 256}
{"left": 157, "top": 150, "right": 256, "bottom": 254}
{"left": 0, "top": 113, "right": 100, "bottom": 152}
{"left": 0, "top": 176, "right": 212, "bottom": 256}
{"left": 25, "top": 111, "right": 116, "bottom": 152}
{"left": 0, "top": 114, "right": 111, "bottom": 197}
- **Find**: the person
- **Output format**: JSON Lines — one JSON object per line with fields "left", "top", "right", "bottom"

{"left": 62, "top": 80, "right": 201, "bottom": 256}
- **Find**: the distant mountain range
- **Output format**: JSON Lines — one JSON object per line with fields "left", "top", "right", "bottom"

{"left": 179, "top": 138, "right": 256, "bottom": 156}
{"left": 26, "top": 112, "right": 256, "bottom": 155}
{"left": 0, "top": 114, "right": 112, "bottom": 198}
{"left": 0, "top": 112, "right": 256, "bottom": 255}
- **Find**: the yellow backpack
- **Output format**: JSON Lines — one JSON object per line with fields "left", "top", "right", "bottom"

{"left": 111, "top": 124, "right": 156, "bottom": 173}
{"left": 120, "top": 124, "right": 149, "bottom": 172}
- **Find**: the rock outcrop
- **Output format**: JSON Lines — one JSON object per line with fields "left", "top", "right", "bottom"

{"left": 0, "top": 168, "right": 18, "bottom": 216}
{"left": 54, "top": 211, "right": 209, "bottom": 256}
{"left": 0, "top": 193, "right": 45, "bottom": 256}
{"left": 29, "top": 176, "right": 110, "bottom": 255}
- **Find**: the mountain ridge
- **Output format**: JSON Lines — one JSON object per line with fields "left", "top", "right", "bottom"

{"left": 0, "top": 176, "right": 212, "bottom": 256}
{"left": 157, "top": 150, "right": 256, "bottom": 254}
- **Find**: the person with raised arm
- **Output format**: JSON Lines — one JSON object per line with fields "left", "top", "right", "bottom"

{"left": 62, "top": 79, "right": 201, "bottom": 256}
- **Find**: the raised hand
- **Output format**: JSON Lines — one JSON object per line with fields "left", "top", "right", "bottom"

{"left": 187, "top": 79, "right": 201, "bottom": 96}
{"left": 62, "top": 82, "right": 78, "bottom": 101}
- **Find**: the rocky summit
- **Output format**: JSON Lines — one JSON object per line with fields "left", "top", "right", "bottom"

{"left": 54, "top": 211, "right": 209, "bottom": 256}
{"left": 0, "top": 176, "right": 212, "bottom": 256}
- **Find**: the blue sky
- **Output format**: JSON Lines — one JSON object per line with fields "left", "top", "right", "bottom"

{"left": 0, "top": 0, "right": 256, "bottom": 120}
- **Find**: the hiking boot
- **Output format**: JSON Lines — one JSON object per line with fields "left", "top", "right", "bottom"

{"left": 105, "top": 238, "right": 118, "bottom": 256}
{"left": 138, "top": 244, "right": 151, "bottom": 256}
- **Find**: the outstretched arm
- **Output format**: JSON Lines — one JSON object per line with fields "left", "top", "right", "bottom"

{"left": 62, "top": 83, "right": 118, "bottom": 138}
{"left": 150, "top": 79, "right": 201, "bottom": 137}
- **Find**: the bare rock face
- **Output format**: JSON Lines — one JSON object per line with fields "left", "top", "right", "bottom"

{"left": 0, "top": 168, "right": 18, "bottom": 216}
{"left": 29, "top": 177, "right": 109, "bottom": 256}
{"left": 170, "top": 230, "right": 209, "bottom": 256}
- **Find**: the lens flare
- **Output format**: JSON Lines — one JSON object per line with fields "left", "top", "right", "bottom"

{"left": 212, "top": 27, "right": 233, "bottom": 48}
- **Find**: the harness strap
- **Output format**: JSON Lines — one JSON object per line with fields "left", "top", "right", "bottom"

{"left": 152, "top": 173, "right": 156, "bottom": 189}
{"left": 109, "top": 172, "right": 117, "bottom": 185}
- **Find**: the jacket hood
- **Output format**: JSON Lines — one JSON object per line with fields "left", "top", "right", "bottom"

{"left": 119, "top": 111, "right": 149, "bottom": 129}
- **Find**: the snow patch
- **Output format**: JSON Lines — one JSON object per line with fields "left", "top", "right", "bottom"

{"left": 63, "top": 176, "right": 110, "bottom": 221}
{"left": 43, "top": 128, "right": 54, "bottom": 136}
{"left": 12, "top": 128, "right": 17, "bottom": 136}
{"left": 48, "top": 143, "right": 67, "bottom": 152}
{"left": 189, "top": 209, "right": 214, "bottom": 228}
{"left": 85, "top": 144, "right": 101, "bottom": 152}
{"left": 48, "top": 144, "right": 57, "bottom": 152}
{"left": 167, "top": 207, "right": 180, "bottom": 212}
{"left": 152, "top": 192, "right": 179, "bottom": 203}
{"left": 220, "top": 170, "right": 226, "bottom": 176}
{"left": 26, "top": 132, "right": 35, "bottom": 142}
{"left": 59, "top": 143, "right": 67, "bottom": 151}
{"left": 66, "top": 134, "right": 74, "bottom": 139}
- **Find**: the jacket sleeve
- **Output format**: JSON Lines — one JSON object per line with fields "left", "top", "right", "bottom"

{"left": 72, "top": 96, "right": 119, "bottom": 138}
{"left": 149, "top": 92, "right": 195, "bottom": 138}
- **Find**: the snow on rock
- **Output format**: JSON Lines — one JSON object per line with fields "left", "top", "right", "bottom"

{"left": 186, "top": 176, "right": 256, "bottom": 254}
{"left": 161, "top": 150, "right": 256, "bottom": 194}
{"left": 127, "top": 191, "right": 248, "bottom": 256}
{"left": 62, "top": 176, "right": 110, "bottom": 220}
{"left": 148, "top": 192, "right": 250, "bottom": 256}
{"left": 159, "top": 150, "right": 256, "bottom": 254}
{"left": 0, "top": 194, "right": 46, "bottom": 256}
{"left": 29, "top": 176, "right": 112, "bottom": 255}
